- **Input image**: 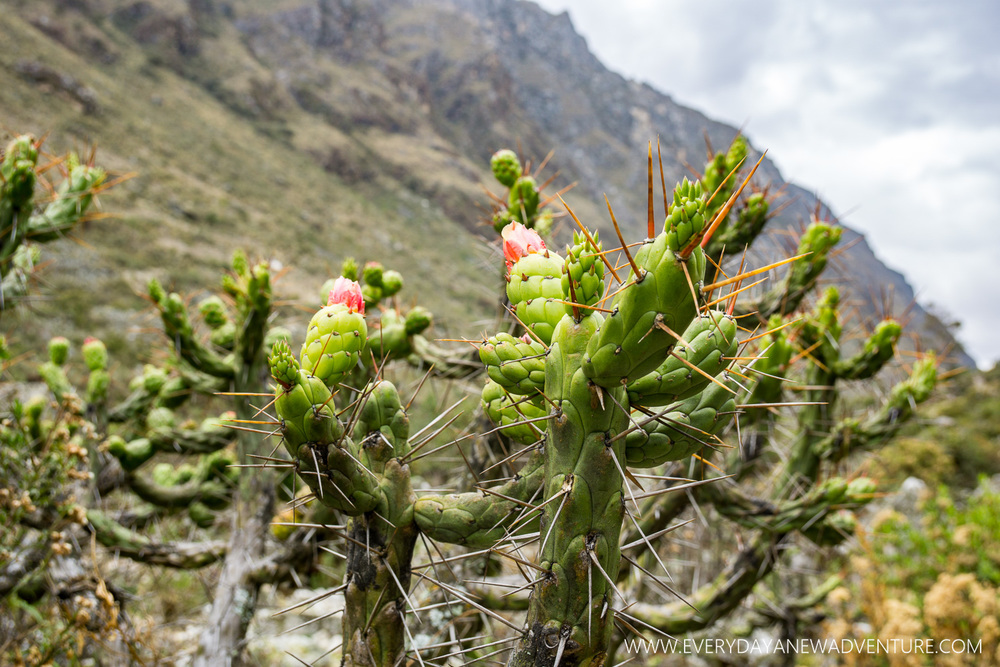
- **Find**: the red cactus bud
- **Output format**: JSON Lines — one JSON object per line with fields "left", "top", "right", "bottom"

{"left": 328, "top": 277, "right": 365, "bottom": 315}
{"left": 501, "top": 222, "right": 546, "bottom": 271}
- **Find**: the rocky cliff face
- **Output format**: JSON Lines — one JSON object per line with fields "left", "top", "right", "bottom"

{"left": 223, "top": 0, "right": 968, "bottom": 364}
{"left": 1, "top": 0, "right": 971, "bottom": 365}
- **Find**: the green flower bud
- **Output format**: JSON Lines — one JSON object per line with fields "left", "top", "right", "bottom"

{"left": 341, "top": 257, "right": 359, "bottom": 282}
{"left": 665, "top": 178, "right": 707, "bottom": 251}
{"left": 81, "top": 337, "right": 107, "bottom": 371}
{"left": 491, "top": 149, "right": 522, "bottom": 188}
{"left": 562, "top": 230, "right": 605, "bottom": 309}
{"left": 508, "top": 175, "right": 540, "bottom": 225}
{"left": 361, "top": 284, "right": 382, "bottom": 310}
{"left": 231, "top": 249, "right": 249, "bottom": 278}
{"left": 264, "top": 326, "right": 292, "bottom": 357}
{"left": 199, "top": 296, "right": 229, "bottom": 329}
{"left": 48, "top": 337, "right": 70, "bottom": 366}
{"left": 269, "top": 339, "right": 300, "bottom": 388}
{"left": 381, "top": 270, "right": 404, "bottom": 297}
{"left": 362, "top": 261, "right": 384, "bottom": 288}
{"left": 141, "top": 365, "right": 168, "bottom": 394}
{"left": 147, "top": 406, "right": 177, "bottom": 431}
{"left": 404, "top": 306, "right": 432, "bottom": 336}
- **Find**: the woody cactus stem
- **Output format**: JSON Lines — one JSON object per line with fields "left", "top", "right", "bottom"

{"left": 341, "top": 381, "right": 418, "bottom": 667}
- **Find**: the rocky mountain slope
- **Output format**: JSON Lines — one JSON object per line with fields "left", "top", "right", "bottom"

{"left": 0, "top": 0, "right": 972, "bottom": 367}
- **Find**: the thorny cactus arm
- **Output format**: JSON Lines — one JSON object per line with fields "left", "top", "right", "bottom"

{"left": 623, "top": 375, "right": 738, "bottom": 469}
{"left": 414, "top": 450, "right": 546, "bottom": 547}
{"left": 25, "top": 155, "right": 106, "bottom": 241}
{"left": 779, "top": 288, "right": 904, "bottom": 492}
{"left": 87, "top": 508, "right": 228, "bottom": 568}
{"left": 0, "top": 136, "right": 38, "bottom": 258}
{"left": 146, "top": 251, "right": 274, "bottom": 389}
{"left": 340, "top": 380, "right": 420, "bottom": 667}
{"left": 814, "top": 355, "right": 937, "bottom": 461}
{"left": 582, "top": 178, "right": 707, "bottom": 386}
{"left": 106, "top": 416, "right": 235, "bottom": 471}
{"left": 699, "top": 136, "right": 775, "bottom": 268}
{"left": 226, "top": 250, "right": 272, "bottom": 378}
{"left": 107, "top": 363, "right": 227, "bottom": 423}
{"left": 506, "top": 313, "right": 631, "bottom": 666}
{"left": 733, "top": 222, "right": 843, "bottom": 325}
{"left": 625, "top": 310, "right": 738, "bottom": 407}
{"left": 148, "top": 280, "right": 236, "bottom": 379}
{"left": 270, "top": 296, "right": 423, "bottom": 666}
{"left": 1, "top": 135, "right": 107, "bottom": 309}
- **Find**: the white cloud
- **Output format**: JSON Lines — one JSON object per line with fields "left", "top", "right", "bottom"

{"left": 534, "top": 0, "right": 1000, "bottom": 367}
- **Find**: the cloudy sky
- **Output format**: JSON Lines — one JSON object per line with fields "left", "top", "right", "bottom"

{"left": 534, "top": 0, "right": 1000, "bottom": 369}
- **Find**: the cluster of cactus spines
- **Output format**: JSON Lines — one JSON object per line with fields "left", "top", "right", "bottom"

{"left": 1, "top": 135, "right": 107, "bottom": 309}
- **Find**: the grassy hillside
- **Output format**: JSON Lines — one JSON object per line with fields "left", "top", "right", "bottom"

{"left": 0, "top": 0, "right": 502, "bottom": 370}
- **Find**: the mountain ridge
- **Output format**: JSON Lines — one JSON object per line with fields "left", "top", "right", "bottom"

{"left": 0, "top": 0, "right": 972, "bottom": 368}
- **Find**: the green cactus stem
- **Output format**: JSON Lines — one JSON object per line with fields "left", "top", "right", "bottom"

{"left": 582, "top": 180, "right": 708, "bottom": 387}
{"left": 734, "top": 222, "right": 843, "bottom": 324}
{"left": 626, "top": 310, "right": 738, "bottom": 406}
{"left": 506, "top": 313, "right": 630, "bottom": 666}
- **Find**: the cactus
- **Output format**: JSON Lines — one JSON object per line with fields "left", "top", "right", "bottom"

{"left": 1, "top": 135, "right": 107, "bottom": 310}
{"left": 268, "top": 166, "right": 729, "bottom": 663}
{"left": 1, "top": 132, "right": 942, "bottom": 666}
{"left": 262, "top": 144, "right": 942, "bottom": 667}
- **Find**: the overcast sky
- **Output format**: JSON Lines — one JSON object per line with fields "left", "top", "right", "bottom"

{"left": 533, "top": 0, "right": 1000, "bottom": 369}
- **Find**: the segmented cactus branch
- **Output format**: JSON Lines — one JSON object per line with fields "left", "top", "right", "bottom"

{"left": 1, "top": 135, "right": 108, "bottom": 309}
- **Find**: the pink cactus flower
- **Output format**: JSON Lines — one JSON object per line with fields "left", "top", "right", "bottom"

{"left": 501, "top": 222, "right": 546, "bottom": 271}
{"left": 328, "top": 277, "right": 365, "bottom": 315}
